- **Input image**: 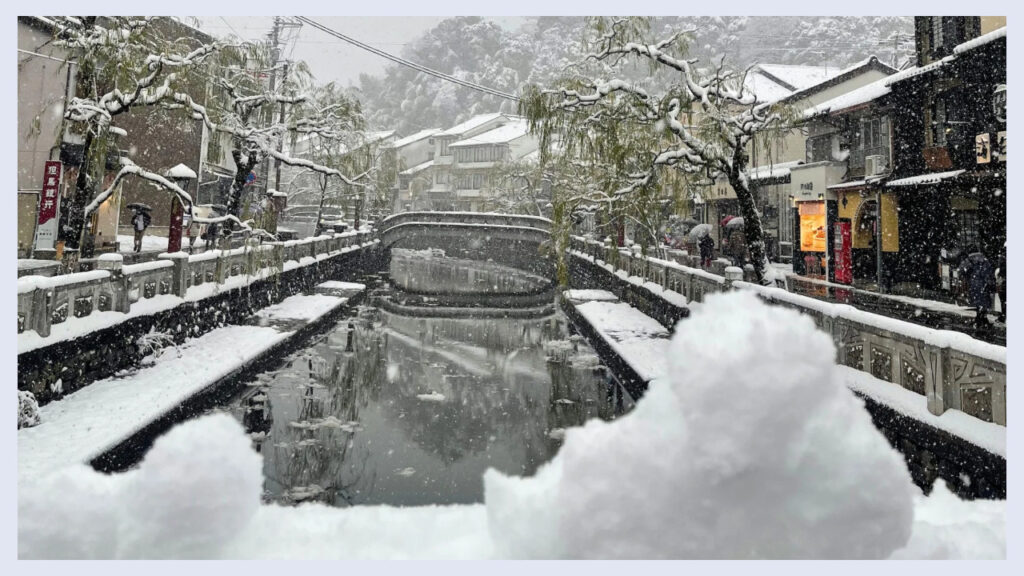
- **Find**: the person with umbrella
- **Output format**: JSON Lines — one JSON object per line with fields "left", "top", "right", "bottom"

{"left": 128, "top": 203, "right": 152, "bottom": 253}
{"left": 689, "top": 223, "right": 713, "bottom": 268}
{"left": 957, "top": 244, "right": 997, "bottom": 333}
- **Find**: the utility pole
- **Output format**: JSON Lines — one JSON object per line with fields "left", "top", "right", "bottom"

{"left": 274, "top": 61, "right": 289, "bottom": 192}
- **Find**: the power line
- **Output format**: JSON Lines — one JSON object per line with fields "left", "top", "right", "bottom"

{"left": 294, "top": 16, "right": 520, "bottom": 102}
{"left": 217, "top": 16, "right": 242, "bottom": 38}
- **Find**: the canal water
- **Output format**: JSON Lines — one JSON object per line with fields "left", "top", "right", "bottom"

{"left": 223, "top": 250, "right": 634, "bottom": 507}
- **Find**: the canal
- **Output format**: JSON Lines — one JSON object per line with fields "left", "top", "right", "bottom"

{"left": 221, "top": 249, "right": 634, "bottom": 507}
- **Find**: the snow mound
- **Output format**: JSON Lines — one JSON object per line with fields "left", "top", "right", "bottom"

{"left": 892, "top": 481, "right": 1006, "bottom": 559}
{"left": 18, "top": 390, "right": 40, "bottom": 428}
{"left": 484, "top": 290, "right": 916, "bottom": 559}
{"left": 19, "top": 414, "right": 262, "bottom": 559}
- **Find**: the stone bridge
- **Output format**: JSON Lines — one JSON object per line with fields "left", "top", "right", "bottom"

{"left": 377, "top": 211, "right": 554, "bottom": 277}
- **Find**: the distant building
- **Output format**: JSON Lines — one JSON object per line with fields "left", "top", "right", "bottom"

{"left": 426, "top": 113, "right": 513, "bottom": 210}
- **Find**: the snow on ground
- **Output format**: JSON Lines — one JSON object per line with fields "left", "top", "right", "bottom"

{"left": 115, "top": 235, "right": 212, "bottom": 254}
{"left": 563, "top": 289, "right": 619, "bottom": 302}
{"left": 573, "top": 299, "right": 670, "bottom": 382}
{"left": 254, "top": 293, "right": 351, "bottom": 323}
{"left": 17, "top": 325, "right": 291, "bottom": 485}
{"left": 17, "top": 289, "right": 356, "bottom": 485}
{"left": 316, "top": 280, "right": 368, "bottom": 291}
{"left": 486, "top": 290, "right": 916, "bottom": 559}
{"left": 17, "top": 289, "right": 1003, "bottom": 559}
{"left": 841, "top": 366, "right": 1005, "bottom": 457}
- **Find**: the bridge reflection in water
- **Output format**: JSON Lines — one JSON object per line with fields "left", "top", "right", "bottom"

{"left": 226, "top": 249, "right": 632, "bottom": 507}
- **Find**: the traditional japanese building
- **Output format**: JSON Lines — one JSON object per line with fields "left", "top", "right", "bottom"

{"left": 882, "top": 17, "right": 1006, "bottom": 294}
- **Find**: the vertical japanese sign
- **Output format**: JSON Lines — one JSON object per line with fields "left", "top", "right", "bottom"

{"left": 34, "top": 161, "right": 63, "bottom": 250}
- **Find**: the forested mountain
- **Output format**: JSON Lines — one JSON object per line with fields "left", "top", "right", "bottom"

{"left": 353, "top": 16, "right": 914, "bottom": 134}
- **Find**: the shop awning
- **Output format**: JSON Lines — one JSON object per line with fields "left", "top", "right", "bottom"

{"left": 886, "top": 169, "right": 965, "bottom": 188}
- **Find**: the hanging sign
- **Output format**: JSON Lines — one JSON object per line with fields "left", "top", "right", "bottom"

{"left": 976, "top": 133, "right": 991, "bottom": 164}
{"left": 34, "top": 161, "right": 63, "bottom": 250}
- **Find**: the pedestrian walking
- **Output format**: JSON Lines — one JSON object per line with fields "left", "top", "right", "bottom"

{"left": 957, "top": 245, "right": 996, "bottom": 332}
{"left": 183, "top": 209, "right": 197, "bottom": 254}
{"left": 130, "top": 207, "right": 151, "bottom": 253}
{"left": 699, "top": 234, "right": 714, "bottom": 269}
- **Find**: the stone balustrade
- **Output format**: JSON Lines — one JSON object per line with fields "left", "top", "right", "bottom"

{"left": 569, "top": 235, "right": 1007, "bottom": 426}
{"left": 17, "top": 230, "right": 374, "bottom": 340}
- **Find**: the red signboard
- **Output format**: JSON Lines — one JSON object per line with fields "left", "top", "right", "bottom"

{"left": 34, "top": 161, "right": 63, "bottom": 250}
{"left": 833, "top": 220, "right": 853, "bottom": 285}
{"left": 38, "top": 161, "right": 62, "bottom": 224}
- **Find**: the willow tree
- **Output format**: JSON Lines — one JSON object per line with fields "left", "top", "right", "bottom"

{"left": 172, "top": 40, "right": 368, "bottom": 225}
{"left": 520, "top": 17, "right": 795, "bottom": 285}
{"left": 49, "top": 16, "right": 219, "bottom": 264}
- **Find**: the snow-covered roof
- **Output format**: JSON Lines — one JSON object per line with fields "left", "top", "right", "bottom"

{"left": 744, "top": 73, "right": 794, "bottom": 103}
{"left": 954, "top": 26, "right": 1006, "bottom": 55}
{"left": 399, "top": 159, "right": 434, "bottom": 176}
{"left": 164, "top": 163, "right": 197, "bottom": 179}
{"left": 886, "top": 169, "right": 965, "bottom": 187}
{"left": 388, "top": 128, "right": 441, "bottom": 149}
{"left": 755, "top": 64, "right": 839, "bottom": 91}
{"left": 364, "top": 130, "right": 397, "bottom": 144}
{"left": 827, "top": 179, "right": 868, "bottom": 190}
{"left": 771, "top": 56, "right": 896, "bottom": 106}
{"left": 747, "top": 160, "right": 804, "bottom": 182}
{"left": 745, "top": 63, "right": 849, "bottom": 103}
{"left": 449, "top": 119, "right": 529, "bottom": 148}
{"left": 436, "top": 113, "right": 506, "bottom": 137}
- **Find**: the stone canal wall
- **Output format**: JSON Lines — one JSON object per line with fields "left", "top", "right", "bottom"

{"left": 18, "top": 232, "right": 384, "bottom": 405}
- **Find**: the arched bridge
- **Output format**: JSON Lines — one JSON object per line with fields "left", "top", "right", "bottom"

{"left": 377, "top": 212, "right": 555, "bottom": 276}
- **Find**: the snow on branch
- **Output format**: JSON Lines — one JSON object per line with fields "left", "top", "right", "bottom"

{"left": 84, "top": 161, "right": 250, "bottom": 231}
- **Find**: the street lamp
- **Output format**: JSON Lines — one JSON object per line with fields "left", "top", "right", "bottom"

{"left": 164, "top": 163, "right": 197, "bottom": 253}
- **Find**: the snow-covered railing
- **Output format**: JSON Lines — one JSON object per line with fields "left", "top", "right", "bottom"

{"left": 568, "top": 235, "right": 1007, "bottom": 426}
{"left": 378, "top": 211, "right": 553, "bottom": 235}
{"left": 16, "top": 230, "right": 375, "bottom": 341}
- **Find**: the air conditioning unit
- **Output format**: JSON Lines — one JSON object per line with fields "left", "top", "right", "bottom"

{"left": 865, "top": 155, "right": 886, "bottom": 177}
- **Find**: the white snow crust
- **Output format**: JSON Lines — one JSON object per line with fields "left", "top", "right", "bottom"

{"left": 17, "top": 290, "right": 1005, "bottom": 559}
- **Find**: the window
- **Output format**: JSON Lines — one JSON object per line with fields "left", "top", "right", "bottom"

{"left": 427, "top": 151, "right": 434, "bottom": 161}
{"left": 439, "top": 139, "right": 450, "bottom": 157}
{"left": 860, "top": 117, "right": 889, "bottom": 150}
{"left": 932, "top": 16, "right": 944, "bottom": 50}
{"left": 806, "top": 136, "right": 832, "bottom": 162}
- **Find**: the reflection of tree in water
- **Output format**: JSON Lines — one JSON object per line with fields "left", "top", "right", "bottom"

{"left": 378, "top": 312, "right": 618, "bottom": 476}
{"left": 268, "top": 319, "right": 388, "bottom": 507}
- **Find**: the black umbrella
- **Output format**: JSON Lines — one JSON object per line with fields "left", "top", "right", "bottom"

{"left": 126, "top": 203, "right": 152, "bottom": 211}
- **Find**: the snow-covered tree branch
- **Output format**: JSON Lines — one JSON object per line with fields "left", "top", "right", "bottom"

{"left": 521, "top": 16, "right": 796, "bottom": 285}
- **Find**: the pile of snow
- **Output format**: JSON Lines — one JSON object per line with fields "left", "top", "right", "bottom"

{"left": 485, "top": 290, "right": 916, "bottom": 559}
{"left": 19, "top": 414, "right": 262, "bottom": 559}
{"left": 17, "top": 293, "right": 1005, "bottom": 559}
{"left": 18, "top": 391, "right": 40, "bottom": 429}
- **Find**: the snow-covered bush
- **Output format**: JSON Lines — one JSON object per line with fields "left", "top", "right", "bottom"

{"left": 18, "top": 391, "right": 40, "bottom": 429}
{"left": 485, "top": 290, "right": 917, "bottom": 559}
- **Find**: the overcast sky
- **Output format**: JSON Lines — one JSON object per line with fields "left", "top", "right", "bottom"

{"left": 196, "top": 17, "right": 527, "bottom": 87}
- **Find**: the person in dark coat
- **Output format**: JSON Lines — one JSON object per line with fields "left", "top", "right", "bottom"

{"left": 699, "top": 234, "right": 714, "bottom": 269}
{"left": 958, "top": 245, "right": 996, "bottom": 331}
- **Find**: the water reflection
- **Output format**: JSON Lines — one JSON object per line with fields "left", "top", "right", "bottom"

{"left": 227, "top": 251, "right": 632, "bottom": 507}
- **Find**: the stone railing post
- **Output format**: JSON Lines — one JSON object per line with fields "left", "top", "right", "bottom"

{"left": 30, "top": 288, "right": 52, "bottom": 338}
{"left": 159, "top": 252, "right": 190, "bottom": 297}
{"left": 96, "top": 254, "right": 131, "bottom": 313}
{"left": 927, "top": 344, "right": 950, "bottom": 418}
{"left": 724, "top": 266, "right": 743, "bottom": 290}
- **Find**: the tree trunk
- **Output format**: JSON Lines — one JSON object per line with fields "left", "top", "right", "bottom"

{"left": 228, "top": 149, "right": 259, "bottom": 218}
{"left": 727, "top": 161, "right": 775, "bottom": 286}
